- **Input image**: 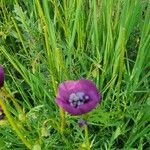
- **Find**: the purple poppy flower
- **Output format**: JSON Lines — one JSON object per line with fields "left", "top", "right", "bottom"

{"left": 56, "top": 79, "right": 102, "bottom": 115}
{"left": 0, "top": 65, "right": 4, "bottom": 88}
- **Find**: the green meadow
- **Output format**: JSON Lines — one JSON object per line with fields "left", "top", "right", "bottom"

{"left": 0, "top": 0, "right": 150, "bottom": 149}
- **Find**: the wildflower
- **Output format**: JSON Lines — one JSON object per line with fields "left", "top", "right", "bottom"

{"left": 78, "top": 118, "right": 87, "bottom": 127}
{"left": 0, "top": 65, "right": 4, "bottom": 88}
{"left": 56, "top": 79, "right": 101, "bottom": 115}
{"left": 0, "top": 65, "right": 4, "bottom": 120}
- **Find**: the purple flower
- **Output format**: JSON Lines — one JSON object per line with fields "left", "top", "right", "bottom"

{"left": 0, "top": 65, "right": 4, "bottom": 88}
{"left": 78, "top": 118, "right": 87, "bottom": 127}
{"left": 56, "top": 79, "right": 102, "bottom": 115}
{"left": 0, "top": 65, "right": 4, "bottom": 120}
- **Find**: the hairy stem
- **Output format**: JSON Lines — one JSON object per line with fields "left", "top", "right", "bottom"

{"left": 84, "top": 125, "right": 90, "bottom": 150}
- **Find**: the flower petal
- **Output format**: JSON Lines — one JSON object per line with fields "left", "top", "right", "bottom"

{"left": 57, "top": 80, "right": 78, "bottom": 102}
{"left": 0, "top": 65, "right": 4, "bottom": 88}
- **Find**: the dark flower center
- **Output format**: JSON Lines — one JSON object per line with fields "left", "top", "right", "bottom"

{"left": 69, "top": 92, "right": 90, "bottom": 108}
{"left": 0, "top": 110, "right": 4, "bottom": 120}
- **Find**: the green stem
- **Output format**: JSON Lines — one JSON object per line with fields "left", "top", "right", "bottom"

{"left": 3, "top": 87, "right": 31, "bottom": 131}
{"left": 4, "top": 87, "right": 24, "bottom": 116}
{"left": 60, "top": 107, "right": 65, "bottom": 134}
{"left": 84, "top": 125, "right": 90, "bottom": 150}
{"left": 59, "top": 107, "right": 65, "bottom": 136}
{"left": 59, "top": 107, "right": 67, "bottom": 143}
{"left": 0, "top": 98, "right": 32, "bottom": 149}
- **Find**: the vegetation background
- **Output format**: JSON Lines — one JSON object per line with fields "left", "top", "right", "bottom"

{"left": 0, "top": 0, "right": 150, "bottom": 149}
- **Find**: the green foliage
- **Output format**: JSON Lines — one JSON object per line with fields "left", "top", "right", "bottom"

{"left": 0, "top": 0, "right": 150, "bottom": 149}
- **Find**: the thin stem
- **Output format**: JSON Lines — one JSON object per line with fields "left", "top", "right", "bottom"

{"left": 2, "top": 87, "right": 32, "bottom": 131}
{"left": 3, "top": 87, "right": 24, "bottom": 115}
{"left": 60, "top": 107, "right": 65, "bottom": 134}
{"left": 59, "top": 107, "right": 67, "bottom": 143}
{"left": 0, "top": 98, "right": 32, "bottom": 149}
{"left": 84, "top": 124, "right": 90, "bottom": 150}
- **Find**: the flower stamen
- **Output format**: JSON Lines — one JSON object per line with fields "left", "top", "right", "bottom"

{"left": 69, "top": 92, "right": 90, "bottom": 108}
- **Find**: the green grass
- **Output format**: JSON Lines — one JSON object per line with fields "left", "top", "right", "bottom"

{"left": 0, "top": 0, "right": 150, "bottom": 149}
